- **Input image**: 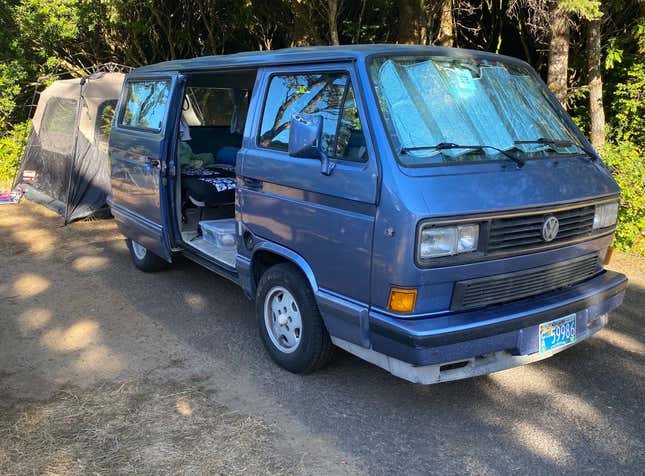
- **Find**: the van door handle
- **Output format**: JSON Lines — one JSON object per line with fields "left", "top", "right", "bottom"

{"left": 242, "top": 177, "right": 263, "bottom": 190}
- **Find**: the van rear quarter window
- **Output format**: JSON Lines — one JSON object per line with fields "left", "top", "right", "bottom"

{"left": 119, "top": 80, "right": 171, "bottom": 131}
{"left": 259, "top": 73, "right": 367, "bottom": 162}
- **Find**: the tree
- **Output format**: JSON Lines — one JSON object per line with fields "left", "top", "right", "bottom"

{"left": 546, "top": 2, "right": 570, "bottom": 107}
{"left": 508, "top": 1, "right": 601, "bottom": 108}
{"left": 586, "top": 16, "right": 605, "bottom": 148}
{"left": 290, "top": 0, "right": 316, "bottom": 46}
{"left": 437, "top": 0, "right": 454, "bottom": 46}
{"left": 327, "top": 0, "right": 342, "bottom": 45}
{"left": 398, "top": 0, "right": 427, "bottom": 44}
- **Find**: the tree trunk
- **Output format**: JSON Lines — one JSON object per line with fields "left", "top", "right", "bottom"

{"left": 398, "top": 0, "right": 427, "bottom": 44}
{"left": 291, "top": 0, "right": 311, "bottom": 46}
{"left": 586, "top": 17, "right": 605, "bottom": 149}
{"left": 436, "top": 0, "right": 454, "bottom": 47}
{"left": 327, "top": 0, "right": 340, "bottom": 45}
{"left": 547, "top": 5, "right": 570, "bottom": 109}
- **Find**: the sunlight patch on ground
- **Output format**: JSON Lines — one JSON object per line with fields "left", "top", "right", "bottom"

{"left": 490, "top": 364, "right": 556, "bottom": 396}
{"left": 9, "top": 225, "right": 56, "bottom": 254}
{"left": 489, "top": 364, "right": 604, "bottom": 424}
{"left": 13, "top": 273, "right": 50, "bottom": 298}
{"left": 41, "top": 320, "right": 100, "bottom": 352}
{"left": 17, "top": 308, "right": 52, "bottom": 331}
{"left": 184, "top": 292, "right": 207, "bottom": 311}
{"left": 71, "top": 255, "right": 109, "bottom": 272}
{"left": 74, "top": 345, "right": 124, "bottom": 374}
{"left": 511, "top": 421, "right": 572, "bottom": 464}
{"left": 0, "top": 211, "right": 37, "bottom": 228}
{"left": 176, "top": 397, "right": 193, "bottom": 416}
{"left": 595, "top": 328, "right": 645, "bottom": 355}
{"left": 550, "top": 393, "right": 603, "bottom": 423}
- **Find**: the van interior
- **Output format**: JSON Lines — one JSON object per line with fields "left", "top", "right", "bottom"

{"left": 176, "top": 69, "right": 257, "bottom": 268}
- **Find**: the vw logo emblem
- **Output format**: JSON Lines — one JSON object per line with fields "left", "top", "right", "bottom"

{"left": 542, "top": 215, "right": 559, "bottom": 242}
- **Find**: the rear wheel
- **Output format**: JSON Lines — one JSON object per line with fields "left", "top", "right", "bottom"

{"left": 256, "top": 263, "right": 334, "bottom": 374}
{"left": 126, "top": 239, "right": 168, "bottom": 272}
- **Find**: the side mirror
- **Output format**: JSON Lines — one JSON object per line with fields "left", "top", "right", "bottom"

{"left": 288, "top": 113, "right": 335, "bottom": 176}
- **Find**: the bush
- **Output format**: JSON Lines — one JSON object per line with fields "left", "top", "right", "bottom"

{"left": 601, "top": 140, "right": 645, "bottom": 256}
{"left": 0, "top": 121, "right": 30, "bottom": 186}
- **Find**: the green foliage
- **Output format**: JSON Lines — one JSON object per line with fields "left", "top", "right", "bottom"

{"left": 558, "top": 0, "right": 602, "bottom": 19}
{"left": 604, "top": 38, "right": 623, "bottom": 70}
{"left": 0, "top": 121, "right": 30, "bottom": 184}
{"left": 610, "top": 62, "right": 645, "bottom": 143}
{"left": 0, "top": 61, "right": 27, "bottom": 130}
{"left": 601, "top": 141, "right": 645, "bottom": 255}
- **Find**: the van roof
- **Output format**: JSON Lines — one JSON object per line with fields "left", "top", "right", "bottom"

{"left": 131, "top": 44, "right": 525, "bottom": 74}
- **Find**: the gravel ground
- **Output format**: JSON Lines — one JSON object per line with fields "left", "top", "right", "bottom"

{"left": 1, "top": 200, "right": 643, "bottom": 475}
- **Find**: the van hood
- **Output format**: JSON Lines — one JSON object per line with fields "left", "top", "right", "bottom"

{"left": 398, "top": 157, "right": 619, "bottom": 217}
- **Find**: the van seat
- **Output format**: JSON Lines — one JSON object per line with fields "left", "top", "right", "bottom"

{"left": 182, "top": 168, "right": 235, "bottom": 207}
{"left": 215, "top": 146, "right": 239, "bottom": 166}
{"left": 187, "top": 127, "right": 242, "bottom": 154}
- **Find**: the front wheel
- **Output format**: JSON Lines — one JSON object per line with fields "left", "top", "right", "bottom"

{"left": 126, "top": 239, "right": 168, "bottom": 272}
{"left": 256, "top": 263, "right": 334, "bottom": 374}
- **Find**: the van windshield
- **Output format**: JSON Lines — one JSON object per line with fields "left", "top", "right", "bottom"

{"left": 368, "top": 56, "right": 586, "bottom": 166}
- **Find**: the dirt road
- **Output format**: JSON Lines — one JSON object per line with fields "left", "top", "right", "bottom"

{"left": 1, "top": 201, "right": 643, "bottom": 475}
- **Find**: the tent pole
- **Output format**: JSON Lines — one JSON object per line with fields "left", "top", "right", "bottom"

{"left": 63, "top": 77, "right": 87, "bottom": 224}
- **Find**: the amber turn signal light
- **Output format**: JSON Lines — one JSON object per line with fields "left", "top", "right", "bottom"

{"left": 604, "top": 246, "right": 614, "bottom": 265}
{"left": 388, "top": 288, "right": 417, "bottom": 313}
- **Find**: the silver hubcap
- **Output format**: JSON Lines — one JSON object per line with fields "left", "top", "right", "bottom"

{"left": 264, "top": 286, "right": 302, "bottom": 353}
{"left": 131, "top": 241, "right": 147, "bottom": 260}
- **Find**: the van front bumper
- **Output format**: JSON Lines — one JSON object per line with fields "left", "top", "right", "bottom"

{"left": 334, "top": 270, "right": 627, "bottom": 384}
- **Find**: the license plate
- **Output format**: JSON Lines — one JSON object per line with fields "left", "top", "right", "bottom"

{"left": 539, "top": 314, "right": 576, "bottom": 353}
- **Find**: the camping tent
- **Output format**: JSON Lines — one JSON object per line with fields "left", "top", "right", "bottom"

{"left": 15, "top": 71, "right": 124, "bottom": 222}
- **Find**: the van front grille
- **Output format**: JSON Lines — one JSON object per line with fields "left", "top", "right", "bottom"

{"left": 451, "top": 253, "right": 600, "bottom": 311}
{"left": 486, "top": 205, "right": 596, "bottom": 253}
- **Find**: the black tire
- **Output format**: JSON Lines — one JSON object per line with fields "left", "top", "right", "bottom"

{"left": 256, "top": 263, "right": 334, "bottom": 374}
{"left": 126, "top": 238, "right": 168, "bottom": 272}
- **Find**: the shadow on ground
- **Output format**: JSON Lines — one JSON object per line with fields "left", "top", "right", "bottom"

{"left": 1, "top": 201, "right": 643, "bottom": 475}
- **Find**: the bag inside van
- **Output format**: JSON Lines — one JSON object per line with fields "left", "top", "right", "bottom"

{"left": 176, "top": 70, "right": 256, "bottom": 267}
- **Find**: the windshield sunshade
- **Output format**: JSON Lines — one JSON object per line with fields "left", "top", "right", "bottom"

{"left": 370, "top": 56, "right": 584, "bottom": 166}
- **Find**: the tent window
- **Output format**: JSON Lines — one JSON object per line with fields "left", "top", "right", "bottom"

{"left": 95, "top": 100, "right": 118, "bottom": 150}
{"left": 119, "top": 80, "right": 170, "bottom": 131}
{"left": 40, "top": 97, "right": 78, "bottom": 155}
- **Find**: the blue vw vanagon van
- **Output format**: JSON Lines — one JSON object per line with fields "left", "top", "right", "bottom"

{"left": 108, "top": 45, "right": 627, "bottom": 384}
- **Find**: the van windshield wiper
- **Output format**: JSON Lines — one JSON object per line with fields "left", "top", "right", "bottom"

{"left": 400, "top": 142, "right": 525, "bottom": 168}
{"left": 514, "top": 137, "right": 596, "bottom": 159}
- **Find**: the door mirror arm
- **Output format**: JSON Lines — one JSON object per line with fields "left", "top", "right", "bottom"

{"left": 318, "top": 150, "right": 335, "bottom": 176}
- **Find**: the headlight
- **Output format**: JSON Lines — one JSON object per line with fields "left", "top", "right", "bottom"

{"left": 419, "top": 223, "right": 479, "bottom": 259}
{"left": 593, "top": 202, "right": 619, "bottom": 229}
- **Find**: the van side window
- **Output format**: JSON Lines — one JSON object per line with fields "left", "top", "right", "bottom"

{"left": 119, "top": 80, "right": 170, "bottom": 131}
{"left": 184, "top": 88, "right": 249, "bottom": 128}
{"left": 259, "top": 73, "right": 367, "bottom": 162}
{"left": 335, "top": 85, "right": 366, "bottom": 162}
